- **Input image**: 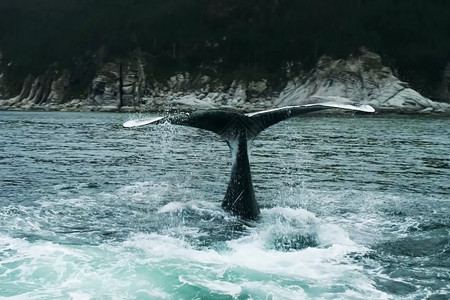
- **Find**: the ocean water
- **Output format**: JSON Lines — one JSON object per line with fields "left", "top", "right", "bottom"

{"left": 0, "top": 111, "right": 449, "bottom": 299}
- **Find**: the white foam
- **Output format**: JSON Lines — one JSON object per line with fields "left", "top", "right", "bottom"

{"left": 316, "top": 223, "right": 355, "bottom": 247}
{"left": 0, "top": 199, "right": 383, "bottom": 299}
{"left": 157, "top": 201, "right": 186, "bottom": 213}
{"left": 241, "top": 281, "right": 308, "bottom": 300}
{"left": 118, "top": 204, "right": 383, "bottom": 297}
{"left": 0, "top": 220, "right": 386, "bottom": 300}
{"left": 179, "top": 276, "right": 242, "bottom": 296}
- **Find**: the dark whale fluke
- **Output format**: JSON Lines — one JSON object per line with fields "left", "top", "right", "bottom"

{"left": 124, "top": 102, "right": 374, "bottom": 219}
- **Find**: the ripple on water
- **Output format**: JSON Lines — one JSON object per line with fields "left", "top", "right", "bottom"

{"left": 1, "top": 112, "right": 449, "bottom": 298}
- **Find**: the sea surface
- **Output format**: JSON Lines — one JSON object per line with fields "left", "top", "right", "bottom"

{"left": 0, "top": 111, "right": 449, "bottom": 299}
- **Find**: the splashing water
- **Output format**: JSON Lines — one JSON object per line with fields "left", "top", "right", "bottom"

{"left": 0, "top": 111, "right": 449, "bottom": 299}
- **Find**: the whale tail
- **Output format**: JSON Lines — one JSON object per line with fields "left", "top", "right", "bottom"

{"left": 123, "top": 101, "right": 374, "bottom": 219}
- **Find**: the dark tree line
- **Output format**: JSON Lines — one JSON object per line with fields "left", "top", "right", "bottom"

{"left": 1, "top": 0, "right": 449, "bottom": 96}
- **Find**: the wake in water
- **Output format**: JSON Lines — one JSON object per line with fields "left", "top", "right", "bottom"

{"left": 1, "top": 180, "right": 386, "bottom": 299}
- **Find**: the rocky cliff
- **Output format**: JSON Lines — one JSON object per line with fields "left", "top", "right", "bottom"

{"left": 1, "top": 50, "right": 449, "bottom": 114}
{"left": 275, "top": 50, "right": 450, "bottom": 113}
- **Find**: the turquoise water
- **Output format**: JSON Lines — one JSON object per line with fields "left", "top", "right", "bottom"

{"left": 0, "top": 111, "right": 449, "bottom": 299}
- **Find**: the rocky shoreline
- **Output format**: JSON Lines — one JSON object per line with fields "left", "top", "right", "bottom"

{"left": 1, "top": 51, "right": 449, "bottom": 114}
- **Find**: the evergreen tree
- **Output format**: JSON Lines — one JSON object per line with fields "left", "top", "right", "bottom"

{"left": 0, "top": 0, "right": 449, "bottom": 96}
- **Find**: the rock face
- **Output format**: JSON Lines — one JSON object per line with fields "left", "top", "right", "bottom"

{"left": 0, "top": 68, "right": 75, "bottom": 110}
{"left": 275, "top": 50, "right": 450, "bottom": 113}
{"left": 1, "top": 50, "right": 449, "bottom": 114}
{"left": 0, "top": 51, "right": 147, "bottom": 112}
{"left": 133, "top": 77, "right": 275, "bottom": 112}
{"left": 84, "top": 53, "right": 146, "bottom": 112}
{"left": 47, "top": 70, "right": 71, "bottom": 104}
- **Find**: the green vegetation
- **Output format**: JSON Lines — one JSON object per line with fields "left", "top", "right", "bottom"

{"left": 1, "top": 0, "right": 449, "bottom": 96}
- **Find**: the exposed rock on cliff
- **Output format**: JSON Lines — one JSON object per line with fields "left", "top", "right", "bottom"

{"left": 0, "top": 51, "right": 147, "bottom": 112}
{"left": 149, "top": 51, "right": 450, "bottom": 113}
{"left": 0, "top": 68, "right": 72, "bottom": 110}
{"left": 84, "top": 53, "right": 146, "bottom": 112}
{"left": 275, "top": 50, "right": 450, "bottom": 113}
{"left": 47, "top": 70, "right": 71, "bottom": 105}
{"left": 1, "top": 50, "right": 449, "bottom": 114}
{"left": 132, "top": 77, "right": 275, "bottom": 112}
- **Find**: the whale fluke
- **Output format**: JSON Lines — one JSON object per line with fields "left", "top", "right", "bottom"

{"left": 124, "top": 101, "right": 374, "bottom": 219}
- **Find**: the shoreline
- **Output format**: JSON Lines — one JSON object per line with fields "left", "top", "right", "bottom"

{"left": 2, "top": 52, "right": 450, "bottom": 116}
{"left": 2, "top": 101, "right": 450, "bottom": 116}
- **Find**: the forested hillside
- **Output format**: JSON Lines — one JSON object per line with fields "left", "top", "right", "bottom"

{"left": 1, "top": 0, "right": 449, "bottom": 97}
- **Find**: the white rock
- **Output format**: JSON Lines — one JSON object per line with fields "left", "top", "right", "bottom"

{"left": 275, "top": 51, "right": 450, "bottom": 113}
{"left": 420, "top": 107, "right": 434, "bottom": 113}
{"left": 386, "top": 97, "right": 406, "bottom": 108}
{"left": 171, "top": 95, "right": 217, "bottom": 109}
